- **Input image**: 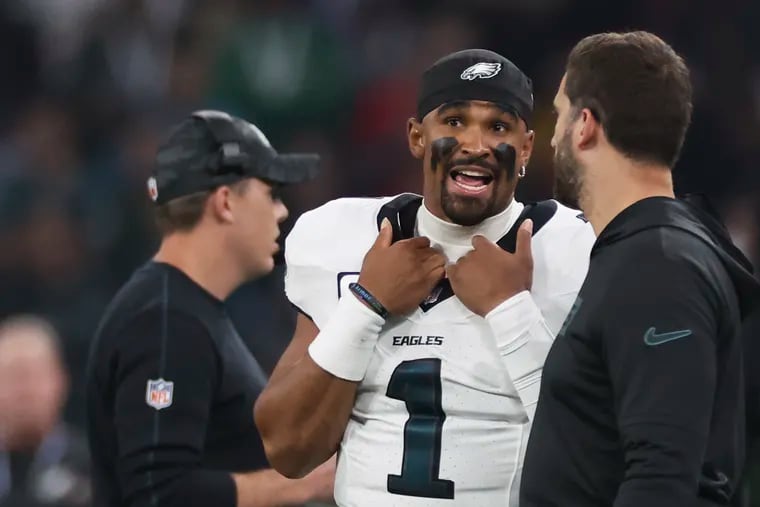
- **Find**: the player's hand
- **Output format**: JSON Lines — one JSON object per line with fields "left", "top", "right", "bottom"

{"left": 358, "top": 218, "right": 446, "bottom": 315}
{"left": 447, "top": 219, "right": 534, "bottom": 317}
{"left": 299, "top": 454, "right": 336, "bottom": 503}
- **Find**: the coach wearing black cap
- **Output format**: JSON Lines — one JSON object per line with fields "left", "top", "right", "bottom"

{"left": 254, "top": 49, "right": 594, "bottom": 506}
{"left": 85, "top": 111, "right": 335, "bottom": 507}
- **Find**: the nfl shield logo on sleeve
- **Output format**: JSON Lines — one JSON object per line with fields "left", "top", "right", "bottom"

{"left": 145, "top": 378, "right": 174, "bottom": 410}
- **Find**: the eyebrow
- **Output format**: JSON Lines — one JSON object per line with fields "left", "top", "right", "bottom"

{"left": 435, "top": 100, "right": 519, "bottom": 123}
{"left": 435, "top": 100, "right": 471, "bottom": 117}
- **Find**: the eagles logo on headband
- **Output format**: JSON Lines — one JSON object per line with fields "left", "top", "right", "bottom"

{"left": 460, "top": 62, "right": 502, "bottom": 80}
{"left": 417, "top": 49, "right": 534, "bottom": 127}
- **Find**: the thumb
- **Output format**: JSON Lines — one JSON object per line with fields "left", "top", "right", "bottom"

{"left": 375, "top": 217, "right": 393, "bottom": 248}
{"left": 516, "top": 219, "right": 533, "bottom": 261}
{"left": 471, "top": 234, "right": 490, "bottom": 250}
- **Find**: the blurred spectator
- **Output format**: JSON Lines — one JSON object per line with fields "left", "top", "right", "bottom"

{"left": 0, "top": 315, "right": 91, "bottom": 507}
{"left": 207, "top": 0, "right": 357, "bottom": 143}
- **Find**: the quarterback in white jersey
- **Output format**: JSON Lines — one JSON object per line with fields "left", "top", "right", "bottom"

{"left": 286, "top": 194, "right": 591, "bottom": 506}
{"left": 255, "top": 48, "right": 595, "bottom": 507}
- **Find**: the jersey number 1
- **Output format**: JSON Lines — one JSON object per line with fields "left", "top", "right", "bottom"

{"left": 386, "top": 358, "right": 455, "bottom": 499}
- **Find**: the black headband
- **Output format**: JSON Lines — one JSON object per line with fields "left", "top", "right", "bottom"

{"left": 416, "top": 50, "right": 534, "bottom": 127}
{"left": 417, "top": 82, "right": 532, "bottom": 127}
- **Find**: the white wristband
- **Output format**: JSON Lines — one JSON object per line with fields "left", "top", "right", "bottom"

{"left": 308, "top": 293, "right": 385, "bottom": 381}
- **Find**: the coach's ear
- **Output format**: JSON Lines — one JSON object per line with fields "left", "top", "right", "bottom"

{"left": 407, "top": 117, "right": 424, "bottom": 159}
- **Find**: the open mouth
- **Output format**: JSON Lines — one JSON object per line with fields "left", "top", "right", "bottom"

{"left": 449, "top": 167, "right": 494, "bottom": 193}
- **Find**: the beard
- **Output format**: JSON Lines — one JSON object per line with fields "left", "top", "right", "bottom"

{"left": 440, "top": 190, "right": 499, "bottom": 226}
{"left": 439, "top": 156, "right": 511, "bottom": 226}
{"left": 552, "top": 126, "right": 585, "bottom": 210}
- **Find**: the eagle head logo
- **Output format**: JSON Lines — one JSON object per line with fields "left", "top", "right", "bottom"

{"left": 460, "top": 62, "right": 502, "bottom": 81}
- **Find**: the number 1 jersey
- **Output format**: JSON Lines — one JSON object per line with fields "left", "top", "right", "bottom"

{"left": 284, "top": 194, "right": 594, "bottom": 506}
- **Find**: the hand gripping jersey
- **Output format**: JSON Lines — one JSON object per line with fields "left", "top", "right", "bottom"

{"left": 285, "top": 194, "right": 594, "bottom": 507}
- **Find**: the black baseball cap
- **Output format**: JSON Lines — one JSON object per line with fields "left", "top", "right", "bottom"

{"left": 147, "top": 110, "right": 319, "bottom": 205}
{"left": 417, "top": 49, "right": 534, "bottom": 127}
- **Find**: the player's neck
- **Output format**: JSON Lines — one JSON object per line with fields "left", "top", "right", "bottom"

{"left": 583, "top": 151, "right": 674, "bottom": 236}
{"left": 154, "top": 230, "right": 241, "bottom": 301}
{"left": 418, "top": 199, "right": 521, "bottom": 261}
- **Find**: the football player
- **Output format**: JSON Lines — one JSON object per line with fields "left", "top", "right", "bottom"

{"left": 255, "top": 49, "right": 595, "bottom": 506}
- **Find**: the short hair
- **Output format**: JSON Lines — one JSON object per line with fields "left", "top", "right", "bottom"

{"left": 565, "top": 31, "right": 693, "bottom": 168}
{"left": 153, "top": 179, "right": 251, "bottom": 235}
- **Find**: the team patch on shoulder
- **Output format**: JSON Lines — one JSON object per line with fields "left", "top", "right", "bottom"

{"left": 145, "top": 378, "right": 174, "bottom": 410}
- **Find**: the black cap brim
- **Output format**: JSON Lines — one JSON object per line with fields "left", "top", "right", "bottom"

{"left": 258, "top": 153, "right": 320, "bottom": 185}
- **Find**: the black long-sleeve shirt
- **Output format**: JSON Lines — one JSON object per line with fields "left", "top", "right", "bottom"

{"left": 521, "top": 196, "right": 760, "bottom": 507}
{"left": 86, "top": 262, "right": 270, "bottom": 507}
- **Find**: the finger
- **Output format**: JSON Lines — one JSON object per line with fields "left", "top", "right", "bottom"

{"left": 419, "top": 247, "right": 446, "bottom": 264}
{"left": 471, "top": 234, "right": 499, "bottom": 252}
{"left": 516, "top": 218, "right": 533, "bottom": 261}
{"left": 428, "top": 265, "right": 446, "bottom": 283}
{"left": 422, "top": 251, "right": 446, "bottom": 272}
{"left": 374, "top": 217, "right": 393, "bottom": 248}
{"left": 445, "top": 262, "right": 460, "bottom": 281}
{"left": 398, "top": 236, "right": 431, "bottom": 249}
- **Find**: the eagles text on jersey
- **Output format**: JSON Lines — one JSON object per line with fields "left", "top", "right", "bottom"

{"left": 285, "top": 194, "right": 594, "bottom": 507}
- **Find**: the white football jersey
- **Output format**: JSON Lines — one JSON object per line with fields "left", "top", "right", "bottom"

{"left": 285, "top": 194, "right": 594, "bottom": 507}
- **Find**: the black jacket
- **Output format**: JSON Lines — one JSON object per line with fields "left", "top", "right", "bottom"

{"left": 521, "top": 196, "right": 760, "bottom": 507}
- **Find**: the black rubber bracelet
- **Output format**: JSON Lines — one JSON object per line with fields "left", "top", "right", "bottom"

{"left": 349, "top": 282, "right": 389, "bottom": 319}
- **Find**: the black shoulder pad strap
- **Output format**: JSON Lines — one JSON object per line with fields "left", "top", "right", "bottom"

{"left": 376, "top": 193, "right": 424, "bottom": 243}
{"left": 496, "top": 199, "right": 558, "bottom": 253}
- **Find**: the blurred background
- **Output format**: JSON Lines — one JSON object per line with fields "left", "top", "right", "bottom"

{"left": 0, "top": 0, "right": 757, "bottom": 505}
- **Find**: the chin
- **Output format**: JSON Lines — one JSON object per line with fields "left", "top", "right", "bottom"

{"left": 447, "top": 209, "right": 489, "bottom": 226}
{"left": 260, "top": 257, "right": 277, "bottom": 276}
{"left": 441, "top": 194, "right": 499, "bottom": 226}
{"left": 241, "top": 258, "right": 272, "bottom": 282}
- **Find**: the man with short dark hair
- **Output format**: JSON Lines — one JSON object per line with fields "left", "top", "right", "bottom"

{"left": 521, "top": 31, "right": 760, "bottom": 507}
{"left": 86, "top": 110, "right": 336, "bottom": 507}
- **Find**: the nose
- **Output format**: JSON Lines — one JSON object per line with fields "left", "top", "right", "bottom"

{"left": 275, "top": 200, "right": 289, "bottom": 224}
{"left": 551, "top": 121, "right": 561, "bottom": 150}
{"left": 459, "top": 126, "right": 490, "bottom": 158}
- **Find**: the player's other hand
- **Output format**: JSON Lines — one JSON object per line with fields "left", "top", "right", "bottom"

{"left": 447, "top": 219, "right": 534, "bottom": 317}
{"left": 299, "top": 454, "right": 336, "bottom": 503}
{"left": 358, "top": 218, "right": 446, "bottom": 315}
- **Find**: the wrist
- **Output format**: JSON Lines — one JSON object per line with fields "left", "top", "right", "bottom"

{"left": 307, "top": 292, "right": 385, "bottom": 381}
{"left": 349, "top": 282, "right": 389, "bottom": 318}
{"left": 478, "top": 288, "right": 531, "bottom": 317}
{"left": 485, "top": 290, "right": 533, "bottom": 316}
{"left": 485, "top": 290, "right": 542, "bottom": 348}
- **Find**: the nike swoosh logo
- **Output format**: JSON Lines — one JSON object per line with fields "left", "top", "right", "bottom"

{"left": 644, "top": 327, "right": 693, "bottom": 346}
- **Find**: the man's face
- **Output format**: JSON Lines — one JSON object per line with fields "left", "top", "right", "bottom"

{"left": 228, "top": 178, "right": 288, "bottom": 278}
{"left": 551, "top": 75, "right": 585, "bottom": 209}
{"left": 0, "top": 329, "right": 67, "bottom": 450}
{"left": 411, "top": 100, "right": 533, "bottom": 226}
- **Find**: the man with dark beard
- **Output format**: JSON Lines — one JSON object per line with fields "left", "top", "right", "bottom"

{"left": 254, "top": 49, "right": 595, "bottom": 506}
{"left": 521, "top": 31, "right": 760, "bottom": 507}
